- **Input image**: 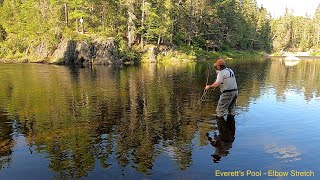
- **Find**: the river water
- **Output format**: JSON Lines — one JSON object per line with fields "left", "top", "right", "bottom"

{"left": 0, "top": 58, "right": 319, "bottom": 179}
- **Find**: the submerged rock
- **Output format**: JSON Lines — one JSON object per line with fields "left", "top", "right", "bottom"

{"left": 284, "top": 55, "right": 300, "bottom": 61}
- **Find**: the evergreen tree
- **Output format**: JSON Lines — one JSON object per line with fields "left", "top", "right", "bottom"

{"left": 0, "top": 0, "right": 319, "bottom": 61}
{"left": 312, "top": 4, "right": 320, "bottom": 50}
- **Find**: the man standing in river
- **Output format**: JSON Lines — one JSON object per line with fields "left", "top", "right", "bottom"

{"left": 205, "top": 59, "right": 238, "bottom": 120}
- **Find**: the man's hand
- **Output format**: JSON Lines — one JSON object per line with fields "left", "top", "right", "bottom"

{"left": 205, "top": 85, "right": 210, "bottom": 90}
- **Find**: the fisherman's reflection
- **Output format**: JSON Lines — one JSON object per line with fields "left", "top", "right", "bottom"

{"left": 206, "top": 115, "right": 235, "bottom": 163}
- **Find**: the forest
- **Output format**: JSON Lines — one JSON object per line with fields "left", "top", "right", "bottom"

{"left": 0, "top": 0, "right": 320, "bottom": 63}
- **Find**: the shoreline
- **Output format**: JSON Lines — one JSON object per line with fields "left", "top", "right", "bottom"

{"left": 3, "top": 57, "right": 320, "bottom": 65}
{"left": 267, "top": 55, "right": 320, "bottom": 60}
{"left": 2, "top": 54, "right": 320, "bottom": 65}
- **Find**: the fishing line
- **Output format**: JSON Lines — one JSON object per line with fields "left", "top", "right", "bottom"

{"left": 197, "top": 63, "right": 216, "bottom": 105}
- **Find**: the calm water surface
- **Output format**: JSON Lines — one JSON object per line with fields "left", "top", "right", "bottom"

{"left": 0, "top": 58, "right": 320, "bottom": 179}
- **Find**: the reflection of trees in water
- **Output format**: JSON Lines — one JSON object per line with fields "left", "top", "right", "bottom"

{"left": 0, "top": 61, "right": 271, "bottom": 176}
{"left": 113, "top": 64, "right": 199, "bottom": 172}
{"left": 227, "top": 58, "right": 320, "bottom": 105}
{"left": 1, "top": 60, "right": 318, "bottom": 178}
{"left": 227, "top": 58, "right": 270, "bottom": 108}
{"left": 0, "top": 63, "right": 205, "bottom": 177}
{"left": 267, "top": 59, "right": 320, "bottom": 100}
{"left": 0, "top": 109, "right": 14, "bottom": 170}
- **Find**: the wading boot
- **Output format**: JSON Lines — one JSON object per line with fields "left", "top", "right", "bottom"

{"left": 227, "top": 114, "right": 235, "bottom": 121}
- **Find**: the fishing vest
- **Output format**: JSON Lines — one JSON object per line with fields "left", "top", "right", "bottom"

{"left": 216, "top": 68, "right": 238, "bottom": 93}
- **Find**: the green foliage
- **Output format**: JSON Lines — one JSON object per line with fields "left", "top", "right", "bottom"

{"left": 172, "top": 33, "right": 185, "bottom": 47}
{"left": 156, "top": 45, "right": 264, "bottom": 62}
{"left": 114, "top": 36, "right": 140, "bottom": 63}
{"left": 0, "top": 0, "right": 320, "bottom": 62}
{"left": 0, "top": 0, "right": 62, "bottom": 60}
{"left": 271, "top": 6, "right": 320, "bottom": 52}
{"left": 310, "top": 51, "right": 320, "bottom": 56}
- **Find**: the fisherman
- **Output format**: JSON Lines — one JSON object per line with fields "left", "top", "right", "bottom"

{"left": 205, "top": 58, "right": 238, "bottom": 120}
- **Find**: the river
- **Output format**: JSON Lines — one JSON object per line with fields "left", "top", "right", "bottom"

{"left": 0, "top": 58, "right": 319, "bottom": 179}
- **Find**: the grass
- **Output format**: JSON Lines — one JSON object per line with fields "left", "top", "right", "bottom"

{"left": 155, "top": 45, "right": 266, "bottom": 63}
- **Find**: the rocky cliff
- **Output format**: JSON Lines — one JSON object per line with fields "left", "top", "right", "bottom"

{"left": 50, "top": 37, "right": 120, "bottom": 66}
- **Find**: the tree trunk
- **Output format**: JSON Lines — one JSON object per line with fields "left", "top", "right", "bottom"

{"left": 140, "top": 0, "right": 145, "bottom": 49}
{"left": 127, "top": 0, "right": 136, "bottom": 47}
{"left": 64, "top": 3, "right": 68, "bottom": 26}
{"left": 81, "top": 19, "right": 85, "bottom": 34}
{"left": 317, "top": 25, "right": 320, "bottom": 46}
{"left": 102, "top": 5, "right": 105, "bottom": 31}
{"left": 90, "top": 5, "right": 94, "bottom": 23}
{"left": 76, "top": 18, "right": 79, "bottom": 32}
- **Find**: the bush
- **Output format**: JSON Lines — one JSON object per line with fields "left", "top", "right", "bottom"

{"left": 113, "top": 37, "right": 140, "bottom": 63}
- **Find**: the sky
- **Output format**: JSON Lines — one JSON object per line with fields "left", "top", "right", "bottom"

{"left": 256, "top": 0, "right": 319, "bottom": 17}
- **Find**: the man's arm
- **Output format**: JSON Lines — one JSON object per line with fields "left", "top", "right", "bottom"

{"left": 205, "top": 81, "right": 221, "bottom": 90}
{"left": 205, "top": 71, "right": 223, "bottom": 90}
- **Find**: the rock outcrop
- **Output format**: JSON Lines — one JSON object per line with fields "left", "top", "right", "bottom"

{"left": 50, "top": 37, "right": 120, "bottom": 66}
{"left": 141, "top": 45, "right": 159, "bottom": 63}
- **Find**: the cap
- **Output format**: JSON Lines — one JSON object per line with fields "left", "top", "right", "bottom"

{"left": 214, "top": 59, "right": 226, "bottom": 67}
